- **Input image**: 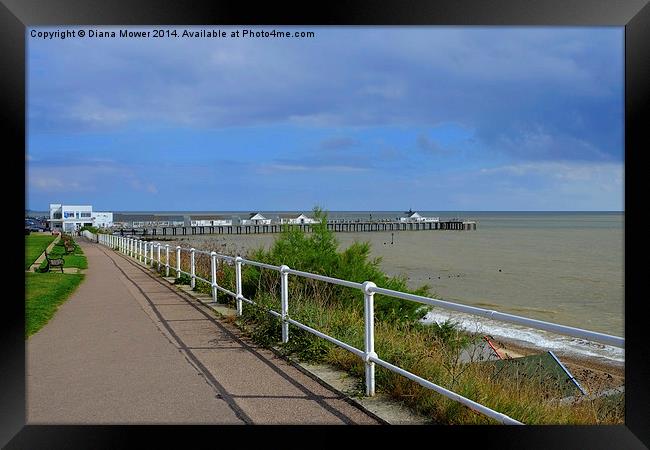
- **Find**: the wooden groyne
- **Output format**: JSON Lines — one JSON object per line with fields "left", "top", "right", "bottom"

{"left": 116, "top": 220, "right": 477, "bottom": 236}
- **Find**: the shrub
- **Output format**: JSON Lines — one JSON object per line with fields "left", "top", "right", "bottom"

{"left": 243, "top": 207, "right": 431, "bottom": 324}
{"left": 174, "top": 273, "right": 191, "bottom": 285}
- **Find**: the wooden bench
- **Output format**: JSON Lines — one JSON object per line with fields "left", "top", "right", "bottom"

{"left": 43, "top": 251, "right": 65, "bottom": 273}
{"left": 61, "top": 236, "right": 76, "bottom": 254}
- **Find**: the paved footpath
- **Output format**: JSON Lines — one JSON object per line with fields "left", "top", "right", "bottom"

{"left": 27, "top": 241, "right": 380, "bottom": 425}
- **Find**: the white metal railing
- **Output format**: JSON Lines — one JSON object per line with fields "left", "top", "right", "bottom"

{"left": 97, "top": 234, "right": 625, "bottom": 425}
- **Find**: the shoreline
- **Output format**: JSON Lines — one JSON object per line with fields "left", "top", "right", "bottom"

{"left": 488, "top": 334, "right": 624, "bottom": 392}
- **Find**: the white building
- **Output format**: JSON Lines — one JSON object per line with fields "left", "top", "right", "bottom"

{"left": 278, "top": 213, "right": 318, "bottom": 225}
{"left": 190, "top": 215, "right": 233, "bottom": 226}
{"left": 93, "top": 212, "right": 114, "bottom": 228}
{"left": 242, "top": 212, "right": 271, "bottom": 225}
{"left": 49, "top": 203, "right": 114, "bottom": 232}
{"left": 399, "top": 211, "right": 439, "bottom": 223}
{"left": 116, "top": 214, "right": 185, "bottom": 228}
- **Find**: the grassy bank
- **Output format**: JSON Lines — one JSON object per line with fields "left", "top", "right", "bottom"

{"left": 36, "top": 235, "right": 87, "bottom": 271}
{"left": 25, "top": 272, "right": 85, "bottom": 337}
{"left": 164, "top": 208, "right": 623, "bottom": 424}
{"left": 25, "top": 234, "right": 56, "bottom": 269}
{"left": 26, "top": 235, "right": 87, "bottom": 337}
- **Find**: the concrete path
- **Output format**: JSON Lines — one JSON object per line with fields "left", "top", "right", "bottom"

{"left": 26, "top": 241, "right": 380, "bottom": 425}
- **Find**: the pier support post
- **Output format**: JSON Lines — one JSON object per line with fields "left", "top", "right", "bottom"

{"left": 235, "top": 256, "right": 243, "bottom": 316}
{"left": 363, "top": 281, "right": 377, "bottom": 396}
{"left": 176, "top": 246, "right": 181, "bottom": 278}
{"left": 210, "top": 252, "right": 218, "bottom": 303}
{"left": 280, "top": 265, "right": 290, "bottom": 343}
{"left": 190, "top": 248, "right": 196, "bottom": 289}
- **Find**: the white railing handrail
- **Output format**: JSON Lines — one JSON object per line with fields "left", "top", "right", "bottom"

{"left": 98, "top": 235, "right": 625, "bottom": 425}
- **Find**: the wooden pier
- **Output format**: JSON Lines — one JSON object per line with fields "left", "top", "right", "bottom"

{"left": 117, "top": 220, "right": 477, "bottom": 236}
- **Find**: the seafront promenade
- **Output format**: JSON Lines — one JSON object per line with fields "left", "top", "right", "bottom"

{"left": 26, "top": 240, "right": 380, "bottom": 424}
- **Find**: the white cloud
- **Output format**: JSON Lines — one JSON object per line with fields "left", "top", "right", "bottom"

{"left": 480, "top": 161, "right": 623, "bottom": 182}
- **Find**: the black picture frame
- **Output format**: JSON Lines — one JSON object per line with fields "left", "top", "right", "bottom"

{"left": 4, "top": 0, "right": 648, "bottom": 447}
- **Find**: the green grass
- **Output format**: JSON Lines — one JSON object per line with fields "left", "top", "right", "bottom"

{"left": 25, "top": 272, "right": 85, "bottom": 337}
{"left": 25, "top": 234, "right": 56, "bottom": 269}
{"left": 48, "top": 238, "right": 88, "bottom": 269}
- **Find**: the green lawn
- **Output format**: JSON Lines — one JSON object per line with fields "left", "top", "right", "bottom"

{"left": 47, "top": 239, "right": 88, "bottom": 269}
{"left": 25, "top": 272, "right": 85, "bottom": 337}
{"left": 25, "top": 234, "right": 56, "bottom": 269}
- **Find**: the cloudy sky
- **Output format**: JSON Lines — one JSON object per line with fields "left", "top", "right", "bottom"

{"left": 26, "top": 26, "right": 624, "bottom": 211}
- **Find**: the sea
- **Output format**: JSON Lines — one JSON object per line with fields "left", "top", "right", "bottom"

{"left": 32, "top": 209, "right": 624, "bottom": 363}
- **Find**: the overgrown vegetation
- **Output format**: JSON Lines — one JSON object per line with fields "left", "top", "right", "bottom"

{"left": 174, "top": 207, "right": 623, "bottom": 424}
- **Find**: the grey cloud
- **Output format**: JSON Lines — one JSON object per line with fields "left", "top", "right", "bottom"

{"left": 28, "top": 27, "right": 623, "bottom": 162}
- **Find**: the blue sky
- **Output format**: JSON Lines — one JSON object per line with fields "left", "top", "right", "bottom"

{"left": 26, "top": 26, "right": 624, "bottom": 211}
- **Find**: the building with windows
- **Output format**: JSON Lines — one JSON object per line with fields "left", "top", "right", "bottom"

{"left": 48, "top": 204, "right": 114, "bottom": 232}
{"left": 189, "top": 215, "right": 233, "bottom": 226}
{"left": 399, "top": 210, "right": 439, "bottom": 223}
{"left": 241, "top": 212, "right": 271, "bottom": 225}
{"left": 112, "top": 213, "right": 185, "bottom": 228}
{"left": 92, "top": 211, "right": 114, "bottom": 228}
{"left": 277, "top": 213, "right": 318, "bottom": 225}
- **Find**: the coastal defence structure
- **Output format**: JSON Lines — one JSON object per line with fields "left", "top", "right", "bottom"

{"left": 92, "top": 232, "right": 623, "bottom": 426}
{"left": 115, "top": 219, "right": 478, "bottom": 236}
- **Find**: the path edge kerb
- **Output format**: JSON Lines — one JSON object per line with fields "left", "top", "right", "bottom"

{"left": 105, "top": 244, "right": 390, "bottom": 425}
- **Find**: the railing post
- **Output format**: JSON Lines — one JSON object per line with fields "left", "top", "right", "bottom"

{"left": 362, "top": 281, "right": 377, "bottom": 396}
{"left": 190, "top": 248, "right": 196, "bottom": 289}
{"left": 210, "top": 251, "right": 218, "bottom": 303}
{"left": 165, "top": 244, "right": 170, "bottom": 277}
{"left": 176, "top": 246, "right": 181, "bottom": 278}
{"left": 150, "top": 241, "right": 154, "bottom": 266}
{"left": 280, "top": 265, "right": 290, "bottom": 343}
{"left": 235, "top": 256, "right": 243, "bottom": 316}
{"left": 144, "top": 241, "right": 148, "bottom": 265}
{"left": 157, "top": 242, "right": 161, "bottom": 270}
{"left": 138, "top": 239, "right": 142, "bottom": 262}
